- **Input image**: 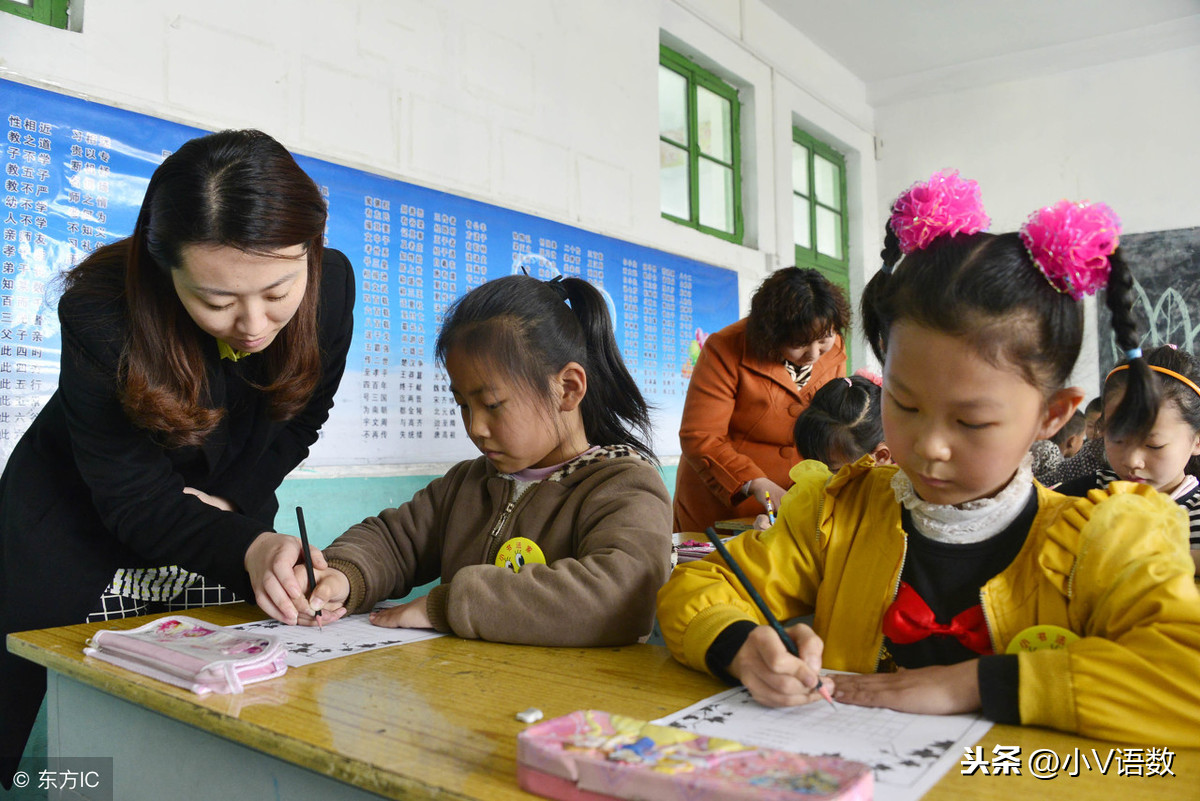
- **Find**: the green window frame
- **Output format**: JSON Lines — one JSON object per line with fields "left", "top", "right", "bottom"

{"left": 658, "top": 45, "right": 743, "bottom": 244}
{"left": 0, "top": 0, "right": 70, "bottom": 28}
{"left": 792, "top": 126, "right": 849, "bottom": 278}
{"left": 792, "top": 126, "right": 850, "bottom": 360}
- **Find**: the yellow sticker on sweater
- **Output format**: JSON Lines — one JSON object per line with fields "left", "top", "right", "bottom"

{"left": 495, "top": 537, "right": 546, "bottom": 573}
{"left": 1005, "top": 625, "right": 1080, "bottom": 653}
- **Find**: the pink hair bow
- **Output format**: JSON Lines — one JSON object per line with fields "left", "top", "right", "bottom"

{"left": 1019, "top": 200, "right": 1121, "bottom": 300}
{"left": 890, "top": 170, "right": 991, "bottom": 255}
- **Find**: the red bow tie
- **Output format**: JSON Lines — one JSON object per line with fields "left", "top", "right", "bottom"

{"left": 882, "top": 582, "right": 994, "bottom": 655}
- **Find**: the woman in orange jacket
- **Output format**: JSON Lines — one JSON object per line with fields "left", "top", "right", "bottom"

{"left": 673, "top": 267, "right": 849, "bottom": 532}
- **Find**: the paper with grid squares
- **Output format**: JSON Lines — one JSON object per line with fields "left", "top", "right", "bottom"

{"left": 656, "top": 683, "right": 992, "bottom": 801}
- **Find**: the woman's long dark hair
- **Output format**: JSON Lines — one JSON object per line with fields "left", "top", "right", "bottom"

{"left": 64, "top": 129, "right": 328, "bottom": 447}
{"left": 435, "top": 274, "right": 657, "bottom": 462}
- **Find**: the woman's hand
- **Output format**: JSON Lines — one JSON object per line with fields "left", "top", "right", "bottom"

{"left": 752, "top": 513, "right": 771, "bottom": 531}
{"left": 369, "top": 595, "right": 433, "bottom": 629}
{"left": 728, "top": 622, "right": 833, "bottom": 707}
{"left": 244, "top": 531, "right": 330, "bottom": 624}
{"left": 183, "top": 486, "right": 234, "bottom": 512}
{"left": 833, "top": 660, "right": 981, "bottom": 715}
{"left": 747, "top": 477, "right": 787, "bottom": 515}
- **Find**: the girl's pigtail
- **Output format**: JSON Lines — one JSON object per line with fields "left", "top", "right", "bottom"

{"left": 863, "top": 171, "right": 991, "bottom": 363}
{"left": 1019, "top": 199, "right": 1154, "bottom": 438}
{"left": 880, "top": 222, "right": 903, "bottom": 273}
{"left": 864, "top": 237, "right": 902, "bottom": 362}
{"left": 1103, "top": 249, "right": 1160, "bottom": 440}
{"left": 559, "top": 277, "right": 657, "bottom": 463}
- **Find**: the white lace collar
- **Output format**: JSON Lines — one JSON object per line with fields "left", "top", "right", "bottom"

{"left": 891, "top": 455, "right": 1035, "bottom": 544}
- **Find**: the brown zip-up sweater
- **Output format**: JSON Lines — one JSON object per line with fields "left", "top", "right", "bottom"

{"left": 325, "top": 446, "right": 673, "bottom": 646}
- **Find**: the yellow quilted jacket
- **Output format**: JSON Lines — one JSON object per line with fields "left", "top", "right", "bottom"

{"left": 656, "top": 458, "right": 1200, "bottom": 744}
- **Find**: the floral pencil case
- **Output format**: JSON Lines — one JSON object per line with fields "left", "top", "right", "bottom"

{"left": 84, "top": 615, "right": 288, "bottom": 695}
{"left": 517, "top": 710, "right": 874, "bottom": 801}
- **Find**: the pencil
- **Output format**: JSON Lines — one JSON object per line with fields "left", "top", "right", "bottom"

{"left": 296, "top": 506, "right": 322, "bottom": 631}
{"left": 764, "top": 491, "right": 776, "bottom": 525}
{"left": 704, "top": 527, "right": 835, "bottom": 710}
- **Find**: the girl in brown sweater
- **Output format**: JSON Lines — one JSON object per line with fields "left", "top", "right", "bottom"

{"left": 256, "top": 275, "right": 675, "bottom": 646}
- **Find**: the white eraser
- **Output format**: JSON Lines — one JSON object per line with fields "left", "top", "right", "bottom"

{"left": 515, "top": 707, "right": 543, "bottom": 724}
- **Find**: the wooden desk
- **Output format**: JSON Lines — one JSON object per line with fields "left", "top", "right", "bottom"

{"left": 9, "top": 605, "right": 1198, "bottom": 800}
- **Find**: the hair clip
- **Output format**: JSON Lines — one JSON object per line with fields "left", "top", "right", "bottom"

{"left": 1019, "top": 200, "right": 1121, "bottom": 301}
{"left": 546, "top": 274, "right": 569, "bottom": 302}
{"left": 889, "top": 169, "right": 990, "bottom": 255}
{"left": 1107, "top": 362, "right": 1200, "bottom": 401}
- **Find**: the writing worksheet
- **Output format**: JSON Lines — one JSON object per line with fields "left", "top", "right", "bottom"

{"left": 655, "top": 685, "right": 993, "bottom": 801}
{"left": 234, "top": 602, "right": 443, "bottom": 668}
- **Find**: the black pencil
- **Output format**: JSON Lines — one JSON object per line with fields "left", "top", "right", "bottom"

{"left": 296, "top": 506, "right": 322, "bottom": 630}
{"left": 704, "top": 527, "right": 834, "bottom": 710}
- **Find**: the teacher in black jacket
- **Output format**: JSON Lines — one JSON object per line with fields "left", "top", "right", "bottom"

{"left": 0, "top": 129, "right": 355, "bottom": 783}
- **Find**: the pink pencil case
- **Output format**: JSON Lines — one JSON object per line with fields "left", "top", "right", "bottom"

{"left": 517, "top": 710, "right": 873, "bottom": 801}
{"left": 84, "top": 615, "right": 287, "bottom": 695}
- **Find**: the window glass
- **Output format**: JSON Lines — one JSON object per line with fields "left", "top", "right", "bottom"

{"left": 814, "top": 153, "right": 840, "bottom": 209}
{"left": 658, "top": 66, "right": 688, "bottom": 145}
{"left": 697, "top": 159, "right": 733, "bottom": 233}
{"left": 792, "top": 142, "right": 810, "bottom": 197}
{"left": 793, "top": 196, "right": 812, "bottom": 250}
{"left": 816, "top": 207, "right": 842, "bottom": 259}
{"left": 696, "top": 85, "right": 731, "bottom": 162}
{"left": 659, "top": 142, "right": 690, "bottom": 220}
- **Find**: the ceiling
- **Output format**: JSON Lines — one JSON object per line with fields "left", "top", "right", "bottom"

{"left": 759, "top": 0, "right": 1200, "bottom": 104}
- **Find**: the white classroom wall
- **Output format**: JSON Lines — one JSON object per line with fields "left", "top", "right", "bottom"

{"left": 0, "top": 0, "right": 881, "bottom": 472}
{"left": 2, "top": 0, "right": 1192, "bottom": 448}
{"left": 0, "top": 0, "right": 879, "bottom": 310}
{"left": 874, "top": 44, "right": 1200, "bottom": 397}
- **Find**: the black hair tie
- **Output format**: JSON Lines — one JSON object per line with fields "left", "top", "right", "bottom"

{"left": 547, "top": 274, "right": 570, "bottom": 302}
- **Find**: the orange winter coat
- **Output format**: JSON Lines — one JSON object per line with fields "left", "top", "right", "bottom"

{"left": 672, "top": 317, "right": 846, "bottom": 532}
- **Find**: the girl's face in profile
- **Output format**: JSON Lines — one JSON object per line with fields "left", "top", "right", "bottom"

{"left": 445, "top": 347, "right": 587, "bottom": 473}
{"left": 172, "top": 243, "right": 308, "bottom": 353}
{"left": 1103, "top": 388, "right": 1200, "bottom": 495}
{"left": 882, "top": 321, "right": 1063, "bottom": 506}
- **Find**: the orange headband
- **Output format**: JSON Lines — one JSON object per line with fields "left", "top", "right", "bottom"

{"left": 1105, "top": 364, "right": 1200, "bottom": 400}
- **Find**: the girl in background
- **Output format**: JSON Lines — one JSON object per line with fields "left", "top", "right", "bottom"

{"left": 752, "top": 371, "right": 891, "bottom": 530}
{"left": 258, "top": 274, "right": 674, "bottom": 646}
{"left": 1057, "top": 344, "right": 1200, "bottom": 573}
{"left": 657, "top": 171, "right": 1200, "bottom": 744}
{"left": 792, "top": 371, "right": 890, "bottom": 473}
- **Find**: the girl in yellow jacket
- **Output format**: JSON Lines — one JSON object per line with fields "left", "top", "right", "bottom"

{"left": 656, "top": 171, "right": 1200, "bottom": 745}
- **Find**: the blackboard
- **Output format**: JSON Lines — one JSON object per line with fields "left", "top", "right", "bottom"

{"left": 0, "top": 79, "right": 740, "bottom": 468}
{"left": 1096, "top": 226, "right": 1200, "bottom": 375}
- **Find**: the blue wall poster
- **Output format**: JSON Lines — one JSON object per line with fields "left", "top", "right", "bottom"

{"left": 0, "top": 78, "right": 738, "bottom": 468}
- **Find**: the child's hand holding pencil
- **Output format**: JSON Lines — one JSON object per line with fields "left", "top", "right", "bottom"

{"left": 704, "top": 527, "right": 835, "bottom": 711}
{"left": 727, "top": 622, "right": 836, "bottom": 709}
{"left": 245, "top": 514, "right": 352, "bottom": 627}
{"left": 287, "top": 556, "right": 352, "bottom": 629}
